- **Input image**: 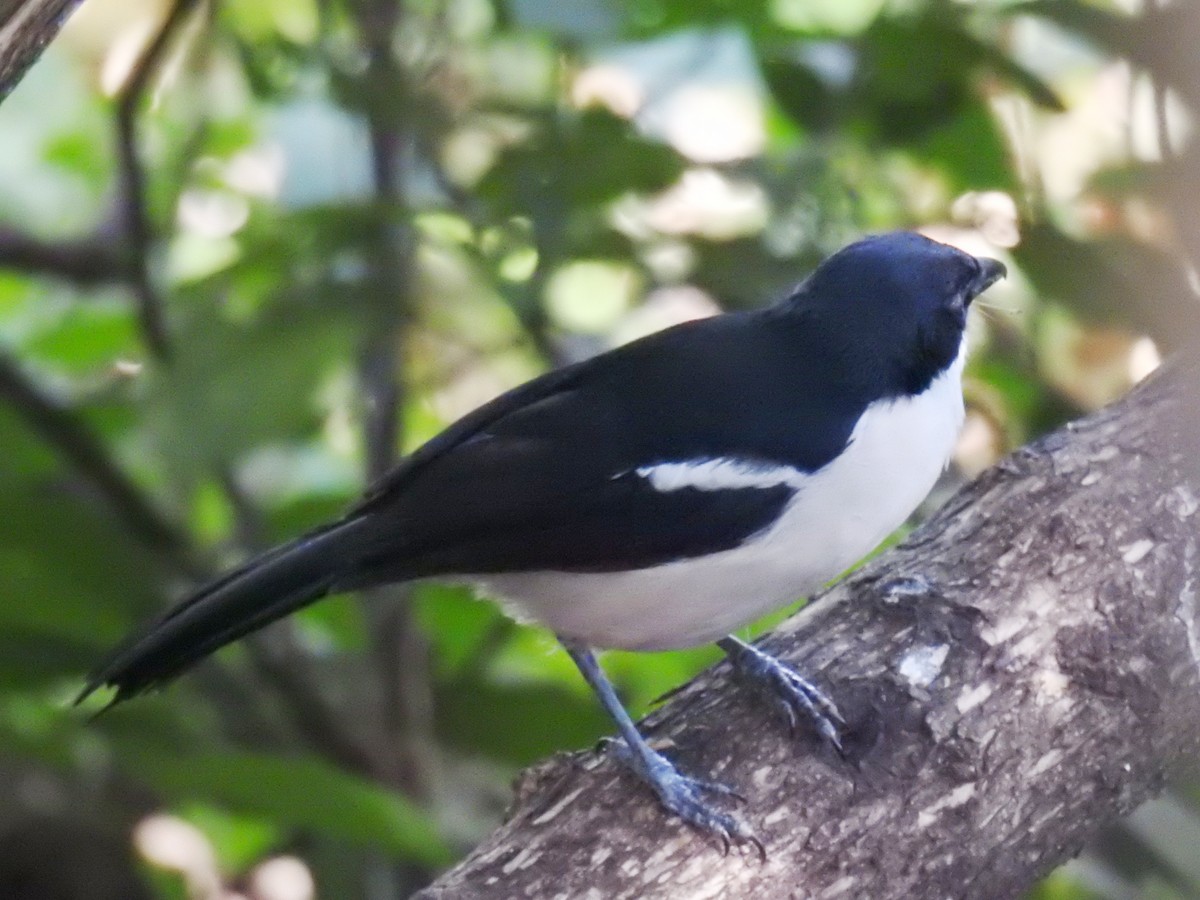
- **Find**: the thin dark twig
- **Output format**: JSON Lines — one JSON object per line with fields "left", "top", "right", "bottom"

{"left": 216, "top": 465, "right": 269, "bottom": 549}
{"left": 355, "top": 0, "right": 438, "bottom": 802}
{"left": 454, "top": 617, "right": 518, "bottom": 683}
{"left": 3, "top": 0, "right": 386, "bottom": 776}
{"left": 245, "top": 640, "right": 385, "bottom": 777}
{"left": 360, "top": 0, "right": 409, "bottom": 483}
{"left": 0, "top": 356, "right": 353, "bottom": 764}
{"left": 0, "top": 227, "right": 124, "bottom": 284}
{"left": 0, "top": 351, "right": 194, "bottom": 572}
{"left": 114, "top": 0, "right": 201, "bottom": 362}
{"left": 217, "top": 467, "right": 385, "bottom": 778}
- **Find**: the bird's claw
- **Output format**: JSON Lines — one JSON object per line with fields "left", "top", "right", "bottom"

{"left": 602, "top": 738, "right": 764, "bottom": 859}
{"left": 723, "top": 638, "right": 846, "bottom": 756}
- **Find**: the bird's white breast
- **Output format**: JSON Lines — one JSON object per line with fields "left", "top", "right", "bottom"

{"left": 476, "top": 350, "right": 966, "bottom": 651}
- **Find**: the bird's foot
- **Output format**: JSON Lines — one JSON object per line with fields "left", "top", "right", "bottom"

{"left": 719, "top": 636, "right": 846, "bottom": 754}
{"left": 601, "top": 737, "right": 764, "bottom": 858}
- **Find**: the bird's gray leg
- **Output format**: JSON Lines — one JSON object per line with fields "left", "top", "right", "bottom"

{"left": 559, "top": 636, "right": 762, "bottom": 855}
{"left": 717, "top": 634, "right": 845, "bottom": 754}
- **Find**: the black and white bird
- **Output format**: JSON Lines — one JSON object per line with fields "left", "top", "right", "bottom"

{"left": 80, "top": 231, "right": 1005, "bottom": 848}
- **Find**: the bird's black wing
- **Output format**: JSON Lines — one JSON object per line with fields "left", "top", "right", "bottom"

{"left": 338, "top": 310, "right": 872, "bottom": 583}
{"left": 354, "top": 358, "right": 591, "bottom": 510}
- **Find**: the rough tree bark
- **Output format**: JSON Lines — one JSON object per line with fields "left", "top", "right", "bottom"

{"left": 417, "top": 357, "right": 1200, "bottom": 899}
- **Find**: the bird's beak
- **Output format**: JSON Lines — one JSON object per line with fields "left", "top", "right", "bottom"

{"left": 967, "top": 257, "right": 1007, "bottom": 303}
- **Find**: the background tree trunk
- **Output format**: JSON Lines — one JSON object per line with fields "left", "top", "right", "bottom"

{"left": 417, "top": 357, "right": 1200, "bottom": 899}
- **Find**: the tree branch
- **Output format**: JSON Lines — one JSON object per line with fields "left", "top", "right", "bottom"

{"left": 0, "top": 351, "right": 195, "bottom": 572}
{"left": 217, "top": 467, "right": 386, "bottom": 779}
{"left": 353, "top": 0, "right": 437, "bottom": 803}
{"left": 1, "top": 0, "right": 379, "bottom": 780}
{"left": 417, "top": 357, "right": 1200, "bottom": 899}
{"left": 114, "top": 0, "right": 201, "bottom": 362}
{"left": 0, "top": 227, "right": 124, "bottom": 284}
{"left": 0, "top": 0, "right": 82, "bottom": 102}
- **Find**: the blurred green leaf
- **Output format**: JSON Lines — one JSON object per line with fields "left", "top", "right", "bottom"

{"left": 615, "top": 0, "right": 775, "bottom": 38}
{"left": 224, "top": 0, "right": 319, "bottom": 45}
{"left": 762, "top": 52, "right": 842, "bottom": 135}
{"left": 138, "top": 751, "right": 451, "bottom": 865}
{"left": 0, "top": 403, "right": 59, "bottom": 478}
{"left": 26, "top": 302, "right": 139, "bottom": 372}
{"left": 414, "top": 583, "right": 509, "bottom": 675}
{"left": 1027, "top": 868, "right": 1105, "bottom": 900}
{"left": 605, "top": 645, "right": 718, "bottom": 713}
{"left": 0, "top": 478, "right": 164, "bottom": 645}
{"left": 294, "top": 592, "right": 368, "bottom": 653}
{"left": 42, "top": 131, "right": 112, "bottom": 185}
{"left": 916, "top": 97, "right": 1014, "bottom": 192}
{"left": 435, "top": 677, "right": 610, "bottom": 765}
{"left": 145, "top": 301, "right": 355, "bottom": 477}
{"left": 478, "top": 108, "right": 684, "bottom": 221}
{"left": 0, "top": 630, "right": 100, "bottom": 689}
{"left": 140, "top": 867, "right": 189, "bottom": 900}
{"left": 765, "top": 10, "right": 1061, "bottom": 147}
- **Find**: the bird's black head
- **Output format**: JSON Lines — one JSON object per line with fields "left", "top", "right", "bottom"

{"left": 786, "top": 231, "right": 1006, "bottom": 396}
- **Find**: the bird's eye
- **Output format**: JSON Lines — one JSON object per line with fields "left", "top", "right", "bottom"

{"left": 945, "top": 265, "right": 974, "bottom": 299}
{"left": 939, "top": 276, "right": 963, "bottom": 304}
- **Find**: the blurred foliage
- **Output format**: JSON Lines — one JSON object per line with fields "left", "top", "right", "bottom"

{"left": 0, "top": 0, "right": 1196, "bottom": 897}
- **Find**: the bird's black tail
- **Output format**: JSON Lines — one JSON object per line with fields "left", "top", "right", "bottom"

{"left": 78, "top": 515, "right": 374, "bottom": 707}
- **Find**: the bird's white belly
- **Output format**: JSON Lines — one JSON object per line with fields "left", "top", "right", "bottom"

{"left": 475, "top": 355, "right": 965, "bottom": 651}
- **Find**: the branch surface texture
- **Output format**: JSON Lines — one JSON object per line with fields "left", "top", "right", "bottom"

{"left": 0, "top": 0, "right": 81, "bottom": 100}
